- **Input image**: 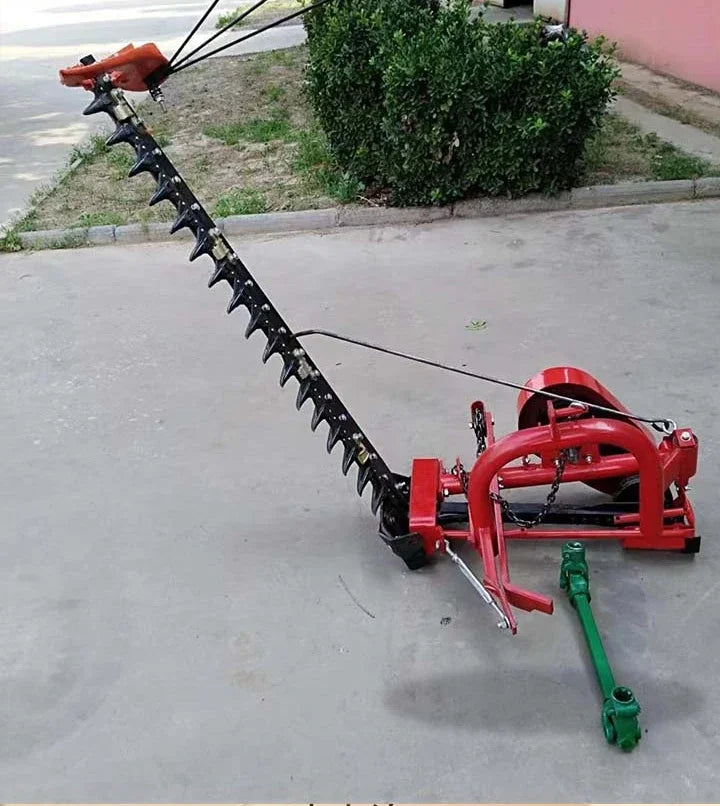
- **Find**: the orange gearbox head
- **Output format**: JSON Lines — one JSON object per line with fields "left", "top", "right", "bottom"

{"left": 59, "top": 43, "right": 170, "bottom": 92}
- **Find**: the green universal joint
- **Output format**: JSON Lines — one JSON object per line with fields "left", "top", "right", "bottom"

{"left": 560, "top": 541, "right": 642, "bottom": 752}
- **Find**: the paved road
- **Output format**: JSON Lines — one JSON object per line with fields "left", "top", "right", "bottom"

{"left": 1, "top": 201, "right": 719, "bottom": 800}
{"left": 0, "top": 0, "right": 306, "bottom": 228}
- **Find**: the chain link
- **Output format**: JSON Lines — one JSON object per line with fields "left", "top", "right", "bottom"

{"left": 453, "top": 412, "right": 569, "bottom": 529}
{"left": 454, "top": 405, "right": 569, "bottom": 529}
{"left": 472, "top": 407, "right": 487, "bottom": 456}
{"left": 490, "top": 450, "right": 568, "bottom": 529}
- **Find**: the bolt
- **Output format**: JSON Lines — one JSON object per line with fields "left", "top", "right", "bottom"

{"left": 680, "top": 431, "right": 692, "bottom": 442}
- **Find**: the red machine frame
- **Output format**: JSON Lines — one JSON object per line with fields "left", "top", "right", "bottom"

{"left": 409, "top": 367, "right": 699, "bottom": 633}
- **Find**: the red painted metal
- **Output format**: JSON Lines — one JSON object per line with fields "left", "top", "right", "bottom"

{"left": 409, "top": 457, "right": 444, "bottom": 555}
{"left": 516, "top": 366, "right": 658, "bottom": 497}
{"left": 408, "top": 367, "right": 699, "bottom": 633}
{"left": 59, "top": 43, "right": 169, "bottom": 92}
{"left": 517, "top": 367, "right": 642, "bottom": 429}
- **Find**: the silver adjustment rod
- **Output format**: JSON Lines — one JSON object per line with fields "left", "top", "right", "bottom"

{"left": 444, "top": 540, "right": 511, "bottom": 630}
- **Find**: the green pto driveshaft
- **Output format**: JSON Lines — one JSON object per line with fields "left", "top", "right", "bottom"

{"left": 560, "top": 541, "right": 642, "bottom": 752}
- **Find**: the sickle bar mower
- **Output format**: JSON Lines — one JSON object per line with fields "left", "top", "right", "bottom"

{"left": 58, "top": 39, "right": 700, "bottom": 747}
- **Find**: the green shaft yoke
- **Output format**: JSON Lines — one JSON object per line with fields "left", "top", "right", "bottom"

{"left": 560, "top": 541, "right": 642, "bottom": 752}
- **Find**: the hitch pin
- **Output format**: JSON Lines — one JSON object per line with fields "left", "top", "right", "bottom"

{"left": 444, "top": 540, "right": 510, "bottom": 630}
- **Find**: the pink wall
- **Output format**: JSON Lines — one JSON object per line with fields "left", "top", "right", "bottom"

{"left": 569, "top": 0, "right": 720, "bottom": 93}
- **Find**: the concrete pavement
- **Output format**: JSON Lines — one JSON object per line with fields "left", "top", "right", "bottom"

{"left": 1, "top": 201, "right": 719, "bottom": 800}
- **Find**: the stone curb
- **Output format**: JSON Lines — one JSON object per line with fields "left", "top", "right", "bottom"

{"left": 695, "top": 176, "right": 720, "bottom": 199}
{"left": 15, "top": 178, "right": 719, "bottom": 251}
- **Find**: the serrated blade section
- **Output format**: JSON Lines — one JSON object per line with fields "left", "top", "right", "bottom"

{"left": 341, "top": 442, "right": 357, "bottom": 476}
{"left": 106, "top": 123, "right": 137, "bottom": 147}
{"left": 279, "top": 358, "right": 295, "bottom": 388}
{"left": 83, "top": 93, "right": 114, "bottom": 116}
{"left": 295, "top": 378, "right": 313, "bottom": 410}
{"left": 170, "top": 206, "right": 197, "bottom": 235}
{"left": 356, "top": 463, "right": 373, "bottom": 495}
{"left": 128, "top": 151, "right": 160, "bottom": 178}
{"left": 149, "top": 177, "right": 178, "bottom": 207}
{"left": 326, "top": 423, "right": 343, "bottom": 453}
{"left": 245, "top": 307, "right": 266, "bottom": 339}
{"left": 370, "top": 482, "right": 385, "bottom": 515}
{"left": 310, "top": 401, "right": 328, "bottom": 432}
{"left": 189, "top": 231, "right": 215, "bottom": 262}
{"left": 78, "top": 82, "right": 412, "bottom": 554}
{"left": 209, "top": 260, "right": 234, "bottom": 289}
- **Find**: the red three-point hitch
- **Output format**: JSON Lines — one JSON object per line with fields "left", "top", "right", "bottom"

{"left": 408, "top": 367, "right": 698, "bottom": 633}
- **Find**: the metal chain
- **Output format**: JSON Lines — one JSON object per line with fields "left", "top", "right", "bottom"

{"left": 472, "top": 407, "right": 487, "bottom": 455}
{"left": 461, "top": 410, "right": 567, "bottom": 529}
{"left": 490, "top": 450, "right": 568, "bottom": 529}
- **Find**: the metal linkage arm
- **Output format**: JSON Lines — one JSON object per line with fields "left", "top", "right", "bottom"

{"left": 560, "top": 542, "right": 642, "bottom": 752}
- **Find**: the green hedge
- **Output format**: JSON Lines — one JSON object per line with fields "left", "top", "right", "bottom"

{"left": 304, "top": 0, "right": 618, "bottom": 205}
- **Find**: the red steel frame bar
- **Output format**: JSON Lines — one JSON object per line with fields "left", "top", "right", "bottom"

{"left": 409, "top": 397, "right": 698, "bottom": 632}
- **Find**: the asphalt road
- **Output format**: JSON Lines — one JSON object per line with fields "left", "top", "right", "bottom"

{"left": 0, "top": 0, "right": 306, "bottom": 228}
{"left": 1, "top": 201, "right": 719, "bottom": 800}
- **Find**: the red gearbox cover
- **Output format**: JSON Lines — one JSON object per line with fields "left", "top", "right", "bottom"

{"left": 59, "top": 43, "right": 169, "bottom": 92}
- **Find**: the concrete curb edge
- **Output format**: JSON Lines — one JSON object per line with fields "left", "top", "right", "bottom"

{"left": 15, "top": 177, "right": 719, "bottom": 251}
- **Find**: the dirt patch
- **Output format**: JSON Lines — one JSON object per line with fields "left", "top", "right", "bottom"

{"left": 28, "top": 45, "right": 336, "bottom": 232}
